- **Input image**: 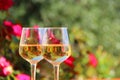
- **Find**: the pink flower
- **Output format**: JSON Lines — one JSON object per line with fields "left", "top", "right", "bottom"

{"left": 16, "top": 73, "right": 30, "bottom": 80}
{"left": 0, "top": 0, "right": 14, "bottom": 10}
{"left": 64, "top": 56, "right": 75, "bottom": 68}
{"left": 12, "top": 24, "right": 22, "bottom": 37}
{"left": 3, "top": 65, "right": 13, "bottom": 76}
{"left": 88, "top": 52, "right": 98, "bottom": 67}
{"left": 0, "top": 57, "right": 13, "bottom": 76}
{"left": 0, "top": 57, "right": 10, "bottom": 68}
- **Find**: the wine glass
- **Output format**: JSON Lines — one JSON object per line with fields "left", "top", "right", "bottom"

{"left": 19, "top": 28, "right": 44, "bottom": 80}
{"left": 42, "top": 27, "right": 71, "bottom": 80}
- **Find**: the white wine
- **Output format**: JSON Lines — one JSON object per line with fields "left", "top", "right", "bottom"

{"left": 43, "top": 44, "right": 71, "bottom": 65}
{"left": 19, "top": 44, "right": 43, "bottom": 63}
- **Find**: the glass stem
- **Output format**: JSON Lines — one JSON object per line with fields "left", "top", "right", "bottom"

{"left": 31, "top": 63, "right": 37, "bottom": 80}
{"left": 53, "top": 65, "right": 60, "bottom": 80}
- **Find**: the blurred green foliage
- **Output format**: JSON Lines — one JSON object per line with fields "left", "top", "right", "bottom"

{"left": 0, "top": 0, "right": 120, "bottom": 79}
{"left": 9, "top": 0, "right": 120, "bottom": 55}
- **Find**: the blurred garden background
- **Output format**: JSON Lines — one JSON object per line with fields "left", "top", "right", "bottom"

{"left": 0, "top": 0, "right": 120, "bottom": 80}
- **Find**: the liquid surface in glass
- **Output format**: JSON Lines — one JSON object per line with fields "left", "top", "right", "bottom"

{"left": 43, "top": 44, "right": 71, "bottom": 64}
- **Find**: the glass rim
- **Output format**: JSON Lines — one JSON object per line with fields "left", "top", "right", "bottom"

{"left": 22, "top": 27, "right": 44, "bottom": 29}
{"left": 44, "top": 27, "right": 67, "bottom": 29}
{"left": 22, "top": 27, "right": 68, "bottom": 29}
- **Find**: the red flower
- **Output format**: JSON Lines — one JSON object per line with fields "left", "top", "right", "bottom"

{"left": 0, "top": 0, "right": 14, "bottom": 10}
{"left": 3, "top": 20, "right": 13, "bottom": 34}
{"left": 3, "top": 20, "right": 22, "bottom": 37}
{"left": 0, "top": 21, "right": 13, "bottom": 40}
{"left": 88, "top": 52, "right": 98, "bottom": 67}
{"left": 0, "top": 57, "right": 13, "bottom": 76}
{"left": 16, "top": 73, "right": 30, "bottom": 80}
{"left": 64, "top": 56, "right": 75, "bottom": 68}
{"left": 3, "top": 20, "right": 13, "bottom": 27}
{"left": 33, "top": 25, "right": 39, "bottom": 28}
{"left": 25, "top": 25, "right": 40, "bottom": 38}
{"left": 50, "top": 38, "right": 60, "bottom": 44}
{"left": 47, "top": 29, "right": 60, "bottom": 44}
